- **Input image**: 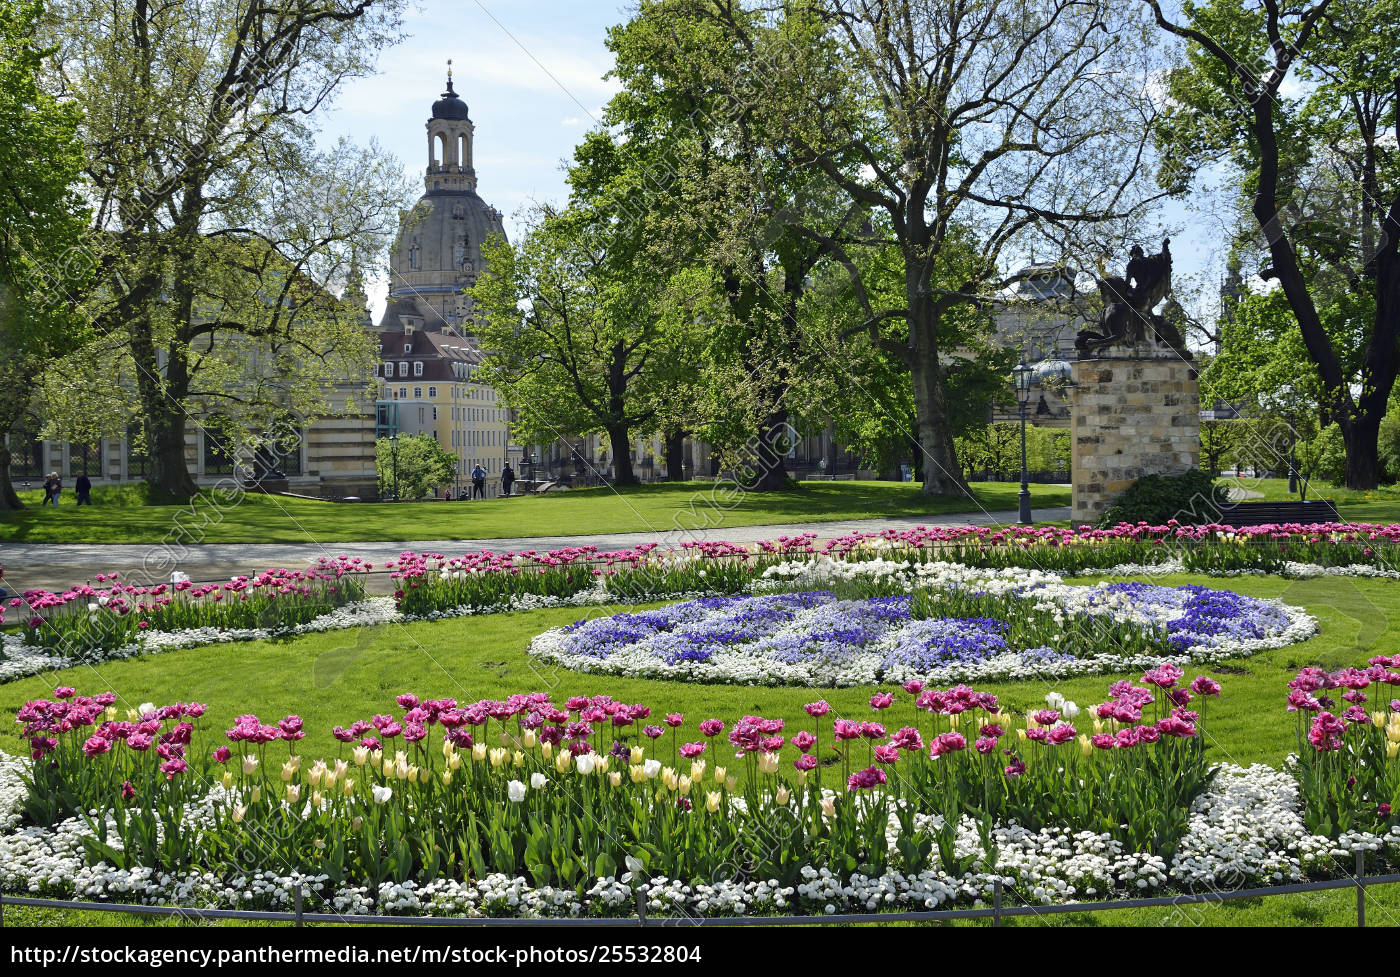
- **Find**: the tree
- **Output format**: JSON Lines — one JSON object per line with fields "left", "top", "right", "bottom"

{"left": 376, "top": 434, "right": 455, "bottom": 501}
{"left": 1200, "top": 418, "right": 1243, "bottom": 475}
{"left": 471, "top": 208, "right": 703, "bottom": 487}
{"left": 53, "top": 0, "right": 409, "bottom": 495}
{"left": 1150, "top": 0, "right": 1400, "bottom": 488}
{"left": 0, "top": 0, "right": 90, "bottom": 509}
{"left": 689, "top": 0, "right": 1165, "bottom": 496}
{"left": 578, "top": 5, "right": 867, "bottom": 490}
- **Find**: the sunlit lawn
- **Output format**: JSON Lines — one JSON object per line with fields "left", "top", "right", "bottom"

{"left": 0, "top": 480, "right": 1070, "bottom": 545}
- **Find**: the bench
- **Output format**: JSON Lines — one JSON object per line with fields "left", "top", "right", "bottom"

{"left": 1215, "top": 499, "right": 1341, "bottom": 527}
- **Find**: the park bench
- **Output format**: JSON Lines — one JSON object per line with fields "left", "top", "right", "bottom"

{"left": 1215, "top": 499, "right": 1341, "bottom": 527}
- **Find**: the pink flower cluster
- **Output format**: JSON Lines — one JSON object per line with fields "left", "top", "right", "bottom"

{"left": 18, "top": 689, "right": 204, "bottom": 779}
{"left": 1286, "top": 656, "right": 1400, "bottom": 750}
{"left": 11, "top": 557, "right": 369, "bottom": 630}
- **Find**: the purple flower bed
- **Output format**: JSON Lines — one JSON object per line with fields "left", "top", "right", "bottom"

{"left": 531, "top": 578, "right": 1312, "bottom": 686}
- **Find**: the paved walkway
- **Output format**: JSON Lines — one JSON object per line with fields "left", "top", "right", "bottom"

{"left": 0, "top": 506, "right": 1069, "bottom": 594}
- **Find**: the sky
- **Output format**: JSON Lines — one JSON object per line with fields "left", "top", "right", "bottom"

{"left": 321, "top": 0, "right": 1227, "bottom": 331}
{"left": 319, "top": 1, "right": 626, "bottom": 317}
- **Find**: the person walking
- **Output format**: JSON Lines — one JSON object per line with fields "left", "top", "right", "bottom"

{"left": 43, "top": 472, "right": 61, "bottom": 505}
{"left": 75, "top": 472, "right": 92, "bottom": 506}
{"left": 471, "top": 464, "right": 486, "bottom": 500}
{"left": 500, "top": 463, "right": 515, "bottom": 498}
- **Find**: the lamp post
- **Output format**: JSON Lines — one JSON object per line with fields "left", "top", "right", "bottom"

{"left": 1014, "top": 360, "right": 1033, "bottom": 525}
{"left": 389, "top": 433, "right": 399, "bottom": 502}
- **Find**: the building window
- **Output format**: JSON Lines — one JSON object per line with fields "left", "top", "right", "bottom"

{"left": 6, "top": 411, "right": 44, "bottom": 479}
{"left": 69, "top": 440, "right": 105, "bottom": 477}
{"left": 203, "top": 427, "right": 236, "bottom": 476}
{"left": 398, "top": 361, "right": 408, "bottom": 377}
{"left": 126, "top": 421, "right": 150, "bottom": 478}
{"left": 414, "top": 387, "right": 422, "bottom": 399}
{"left": 413, "top": 361, "right": 423, "bottom": 377}
{"left": 399, "top": 387, "right": 407, "bottom": 399}
{"left": 432, "top": 407, "right": 438, "bottom": 420}
{"left": 428, "top": 386, "right": 437, "bottom": 398}
{"left": 403, "top": 343, "right": 412, "bottom": 353}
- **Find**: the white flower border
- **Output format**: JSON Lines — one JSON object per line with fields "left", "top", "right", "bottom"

{"left": 0, "top": 752, "right": 1393, "bottom": 918}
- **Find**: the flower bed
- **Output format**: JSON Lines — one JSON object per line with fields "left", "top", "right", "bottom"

{"left": 5, "top": 558, "right": 371, "bottom": 656}
{"left": 1, "top": 520, "right": 1380, "bottom": 679}
{"left": 528, "top": 566, "right": 1314, "bottom": 686}
{"left": 5, "top": 666, "right": 1399, "bottom": 918}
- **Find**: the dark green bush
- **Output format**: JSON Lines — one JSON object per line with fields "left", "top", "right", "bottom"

{"left": 1096, "top": 469, "right": 1228, "bottom": 528}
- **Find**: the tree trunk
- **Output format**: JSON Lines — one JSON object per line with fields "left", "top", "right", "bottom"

{"left": 745, "top": 407, "right": 790, "bottom": 491}
{"left": 0, "top": 442, "right": 20, "bottom": 510}
{"left": 129, "top": 313, "right": 199, "bottom": 497}
{"left": 664, "top": 429, "right": 689, "bottom": 482}
{"left": 607, "top": 424, "right": 638, "bottom": 486}
{"left": 909, "top": 332, "right": 971, "bottom": 497}
{"left": 1342, "top": 414, "right": 1382, "bottom": 490}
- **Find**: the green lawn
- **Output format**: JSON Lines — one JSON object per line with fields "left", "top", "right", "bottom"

{"left": 1, "top": 569, "right": 1394, "bottom": 927}
{"left": 0, "top": 480, "right": 1070, "bottom": 545}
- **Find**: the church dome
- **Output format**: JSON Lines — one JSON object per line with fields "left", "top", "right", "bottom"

{"left": 432, "top": 79, "right": 470, "bottom": 121}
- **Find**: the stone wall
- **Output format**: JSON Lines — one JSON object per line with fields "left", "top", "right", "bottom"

{"left": 1071, "top": 350, "right": 1200, "bottom": 526}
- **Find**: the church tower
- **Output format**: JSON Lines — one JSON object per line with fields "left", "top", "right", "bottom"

{"left": 380, "top": 62, "right": 506, "bottom": 338}
{"left": 426, "top": 61, "right": 477, "bottom": 193}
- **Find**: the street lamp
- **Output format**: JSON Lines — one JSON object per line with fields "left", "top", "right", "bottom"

{"left": 1013, "top": 359, "right": 1034, "bottom": 525}
{"left": 389, "top": 433, "right": 399, "bottom": 502}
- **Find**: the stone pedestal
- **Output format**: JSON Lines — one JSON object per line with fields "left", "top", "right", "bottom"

{"left": 1070, "top": 347, "right": 1199, "bottom": 526}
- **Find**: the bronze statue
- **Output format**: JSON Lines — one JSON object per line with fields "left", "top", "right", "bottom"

{"left": 1076, "top": 239, "right": 1189, "bottom": 357}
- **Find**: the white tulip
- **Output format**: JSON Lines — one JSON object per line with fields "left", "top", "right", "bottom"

{"left": 371, "top": 785, "right": 393, "bottom": 804}
{"left": 530, "top": 772, "right": 548, "bottom": 790}
{"left": 507, "top": 779, "right": 527, "bottom": 803}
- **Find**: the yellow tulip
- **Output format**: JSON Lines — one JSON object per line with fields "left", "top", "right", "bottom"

{"left": 419, "top": 767, "right": 431, "bottom": 784}
{"left": 678, "top": 775, "right": 692, "bottom": 797}
{"left": 442, "top": 740, "right": 456, "bottom": 759}
{"left": 352, "top": 746, "right": 369, "bottom": 766}
{"left": 221, "top": 772, "right": 234, "bottom": 790}
{"left": 311, "top": 790, "right": 323, "bottom": 808}
{"left": 757, "top": 752, "right": 779, "bottom": 775}
{"left": 342, "top": 779, "right": 355, "bottom": 796}
{"left": 705, "top": 791, "right": 721, "bottom": 813}
{"left": 513, "top": 750, "right": 524, "bottom": 767}
{"left": 541, "top": 741, "right": 553, "bottom": 760}
{"left": 285, "top": 784, "right": 301, "bottom": 804}
{"left": 554, "top": 751, "right": 571, "bottom": 773}
{"left": 629, "top": 764, "right": 647, "bottom": 784}
{"left": 725, "top": 776, "right": 737, "bottom": 792}
{"left": 231, "top": 804, "right": 247, "bottom": 823}
{"left": 595, "top": 756, "right": 610, "bottom": 774}
{"left": 1078, "top": 735, "right": 1092, "bottom": 758}
{"left": 522, "top": 729, "right": 537, "bottom": 748}
{"left": 689, "top": 760, "right": 707, "bottom": 782}
{"left": 714, "top": 766, "right": 727, "bottom": 783}
{"left": 775, "top": 786, "right": 790, "bottom": 805}
{"left": 1388, "top": 741, "right": 1399, "bottom": 759}
{"left": 609, "top": 771, "right": 622, "bottom": 788}
{"left": 280, "top": 761, "right": 297, "bottom": 783}
{"left": 250, "top": 785, "right": 261, "bottom": 803}
{"left": 630, "top": 747, "right": 645, "bottom": 765}
{"left": 242, "top": 755, "right": 259, "bottom": 775}
{"left": 1374, "top": 712, "right": 1388, "bottom": 729}
{"left": 820, "top": 796, "right": 835, "bottom": 817}
{"left": 472, "top": 743, "right": 488, "bottom": 762}
{"left": 442, "top": 770, "right": 453, "bottom": 785}
{"left": 488, "top": 747, "right": 507, "bottom": 768}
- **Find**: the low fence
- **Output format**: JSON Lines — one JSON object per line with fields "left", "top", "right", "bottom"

{"left": 3, "top": 856, "right": 1395, "bottom": 927}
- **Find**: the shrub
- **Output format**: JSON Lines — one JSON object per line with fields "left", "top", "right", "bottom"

{"left": 1096, "top": 469, "right": 1228, "bottom": 528}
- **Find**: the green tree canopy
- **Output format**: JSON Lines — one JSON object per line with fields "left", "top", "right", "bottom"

{"left": 0, "top": 0, "right": 91, "bottom": 509}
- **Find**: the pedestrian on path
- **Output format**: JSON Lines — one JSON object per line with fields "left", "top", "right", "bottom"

{"left": 501, "top": 463, "right": 515, "bottom": 498}
{"left": 471, "top": 464, "right": 486, "bottom": 499}
{"left": 75, "top": 473, "right": 92, "bottom": 506}
{"left": 43, "top": 472, "right": 61, "bottom": 506}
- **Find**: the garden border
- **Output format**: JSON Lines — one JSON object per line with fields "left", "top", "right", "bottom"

{"left": 3, "top": 855, "right": 1395, "bottom": 927}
